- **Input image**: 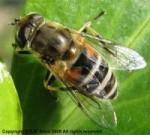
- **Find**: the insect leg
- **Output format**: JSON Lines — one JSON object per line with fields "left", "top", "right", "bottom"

{"left": 44, "top": 71, "right": 60, "bottom": 91}
{"left": 44, "top": 71, "right": 76, "bottom": 91}
{"left": 12, "top": 43, "right": 32, "bottom": 55}
{"left": 78, "top": 10, "right": 112, "bottom": 46}
{"left": 79, "top": 24, "right": 116, "bottom": 56}
{"left": 15, "top": 50, "right": 31, "bottom": 55}
{"left": 78, "top": 10, "right": 118, "bottom": 57}
{"left": 79, "top": 22, "right": 102, "bottom": 37}
{"left": 79, "top": 11, "right": 105, "bottom": 35}
{"left": 78, "top": 21, "right": 92, "bottom": 33}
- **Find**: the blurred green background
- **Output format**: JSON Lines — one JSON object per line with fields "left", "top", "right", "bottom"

{"left": 0, "top": 0, "right": 150, "bottom": 135}
{"left": 0, "top": 0, "right": 24, "bottom": 70}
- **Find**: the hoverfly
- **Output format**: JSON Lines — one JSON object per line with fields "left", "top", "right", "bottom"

{"left": 11, "top": 11, "right": 146, "bottom": 128}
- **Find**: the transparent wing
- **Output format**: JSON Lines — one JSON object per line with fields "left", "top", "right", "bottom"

{"left": 49, "top": 42, "right": 117, "bottom": 128}
{"left": 66, "top": 90, "right": 117, "bottom": 129}
{"left": 93, "top": 43, "right": 147, "bottom": 70}
{"left": 60, "top": 77, "right": 117, "bottom": 129}
{"left": 81, "top": 33, "right": 147, "bottom": 70}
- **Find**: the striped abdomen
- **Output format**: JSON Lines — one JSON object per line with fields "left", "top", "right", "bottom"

{"left": 65, "top": 44, "right": 117, "bottom": 99}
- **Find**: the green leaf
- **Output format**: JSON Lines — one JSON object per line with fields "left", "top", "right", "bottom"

{"left": 0, "top": 62, "right": 22, "bottom": 131}
{"left": 11, "top": 0, "right": 150, "bottom": 135}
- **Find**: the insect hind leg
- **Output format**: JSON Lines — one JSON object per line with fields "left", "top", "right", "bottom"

{"left": 78, "top": 11, "right": 116, "bottom": 57}
{"left": 78, "top": 11, "right": 105, "bottom": 35}
{"left": 44, "top": 71, "right": 76, "bottom": 91}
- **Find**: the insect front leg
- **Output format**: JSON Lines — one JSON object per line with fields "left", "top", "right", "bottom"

{"left": 12, "top": 42, "right": 32, "bottom": 55}
{"left": 15, "top": 50, "right": 31, "bottom": 55}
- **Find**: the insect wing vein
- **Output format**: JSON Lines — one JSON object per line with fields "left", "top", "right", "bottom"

{"left": 66, "top": 89, "right": 117, "bottom": 129}
{"left": 80, "top": 32, "right": 146, "bottom": 70}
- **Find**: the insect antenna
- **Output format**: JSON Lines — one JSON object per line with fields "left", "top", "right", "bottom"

{"left": 10, "top": 18, "right": 21, "bottom": 25}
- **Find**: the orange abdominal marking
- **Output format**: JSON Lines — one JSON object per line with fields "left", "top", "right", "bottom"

{"left": 84, "top": 44, "right": 98, "bottom": 57}
{"left": 65, "top": 68, "right": 81, "bottom": 83}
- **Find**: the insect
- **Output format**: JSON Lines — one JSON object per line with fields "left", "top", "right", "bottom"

{"left": 11, "top": 12, "right": 146, "bottom": 128}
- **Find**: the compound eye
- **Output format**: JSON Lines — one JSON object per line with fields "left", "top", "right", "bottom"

{"left": 33, "top": 14, "right": 43, "bottom": 21}
{"left": 16, "top": 24, "right": 31, "bottom": 48}
{"left": 29, "top": 13, "right": 44, "bottom": 27}
{"left": 15, "top": 13, "right": 44, "bottom": 49}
